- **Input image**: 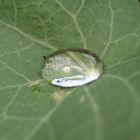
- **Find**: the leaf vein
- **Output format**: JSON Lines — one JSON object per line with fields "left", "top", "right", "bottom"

{"left": 56, "top": 0, "right": 87, "bottom": 49}
{"left": 84, "top": 87, "right": 103, "bottom": 140}
{"left": 24, "top": 88, "right": 76, "bottom": 140}
{"left": 2, "top": 87, "right": 21, "bottom": 116}
{"left": 0, "top": 20, "right": 56, "bottom": 51}
{"left": 104, "top": 74, "right": 139, "bottom": 100}
{"left": 101, "top": 0, "right": 114, "bottom": 58}
{"left": 0, "top": 60, "right": 30, "bottom": 82}
{"left": 75, "top": 0, "right": 85, "bottom": 17}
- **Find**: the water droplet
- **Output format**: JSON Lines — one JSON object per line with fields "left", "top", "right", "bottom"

{"left": 42, "top": 48, "right": 103, "bottom": 87}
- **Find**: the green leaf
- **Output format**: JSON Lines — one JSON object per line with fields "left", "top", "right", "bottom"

{"left": 0, "top": 0, "right": 140, "bottom": 140}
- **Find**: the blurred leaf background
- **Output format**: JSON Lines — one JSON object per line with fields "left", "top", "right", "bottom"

{"left": 0, "top": 0, "right": 140, "bottom": 140}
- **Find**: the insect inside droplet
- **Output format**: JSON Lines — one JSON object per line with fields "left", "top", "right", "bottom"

{"left": 42, "top": 48, "right": 103, "bottom": 87}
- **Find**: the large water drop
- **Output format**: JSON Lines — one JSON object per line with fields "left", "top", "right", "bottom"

{"left": 42, "top": 48, "right": 103, "bottom": 87}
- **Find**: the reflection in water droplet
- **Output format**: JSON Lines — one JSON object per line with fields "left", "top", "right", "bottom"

{"left": 42, "top": 48, "right": 103, "bottom": 87}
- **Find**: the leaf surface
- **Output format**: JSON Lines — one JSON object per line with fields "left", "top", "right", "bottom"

{"left": 0, "top": 0, "right": 140, "bottom": 140}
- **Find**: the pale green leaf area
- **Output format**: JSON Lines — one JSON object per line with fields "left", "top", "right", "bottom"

{"left": 0, "top": 0, "right": 140, "bottom": 140}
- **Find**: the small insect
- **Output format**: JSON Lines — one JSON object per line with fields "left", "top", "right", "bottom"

{"left": 42, "top": 48, "right": 103, "bottom": 88}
